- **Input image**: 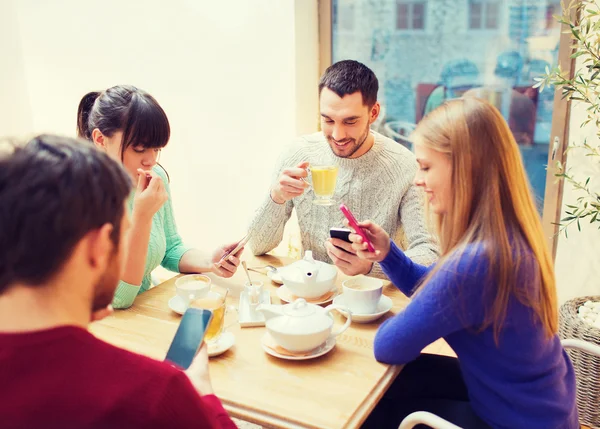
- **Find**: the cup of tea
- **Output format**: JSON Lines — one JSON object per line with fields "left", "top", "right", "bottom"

{"left": 342, "top": 276, "right": 383, "bottom": 315}
{"left": 175, "top": 274, "right": 211, "bottom": 307}
{"left": 190, "top": 289, "right": 228, "bottom": 344}
{"left": 309, "top": 165, "right": 338, "bottom": 206}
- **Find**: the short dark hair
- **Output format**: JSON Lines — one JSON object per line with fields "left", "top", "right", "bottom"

{"left": 76, "top": 85, "right": 170, "bottom": 160}
{"left": 0, "top": 135, "right": 132, "bottom": 293}
{"left": 318, "top": 60, "right": 379, "bottom": 107}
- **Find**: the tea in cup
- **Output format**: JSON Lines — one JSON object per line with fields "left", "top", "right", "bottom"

{"left": 190, "top": 291, "right": 227, "bottom": 344}
{"left": 310, "top": 165, "right": 338, "bottom": 206}
{"left": 175, "top": 274, "right": 211, "bottom": 307}
{"left": 342, "top": 276, "right": 383, "bottom": 314}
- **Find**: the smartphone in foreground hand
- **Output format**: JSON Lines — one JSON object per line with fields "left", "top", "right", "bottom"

{"left": 164, "top": 308, "right": 213, "bottom": 370}
{"left": 339, "top": 203, "right": 375, "bottom": 252}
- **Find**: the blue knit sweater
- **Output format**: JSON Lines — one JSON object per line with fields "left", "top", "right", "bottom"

{"left": 377, "top": 241, "right": 578, "bottom": 429}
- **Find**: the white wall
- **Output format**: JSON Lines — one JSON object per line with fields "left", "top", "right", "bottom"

{"left": 0, "top": 0, "right": 33, "bottom": 135}
{"left": 294, "top": 0, "right": 319, "bottom": 135}
{"left": 8, "top": 0, "right": 319, "bottom": 255}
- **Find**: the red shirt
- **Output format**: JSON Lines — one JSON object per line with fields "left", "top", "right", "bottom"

{"left": 0, "top": 326, "right": 237, "bottom": 429}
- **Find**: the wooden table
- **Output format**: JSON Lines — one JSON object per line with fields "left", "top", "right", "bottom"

{"left": 90, "top": 254, "right": 450, "bottom": 429}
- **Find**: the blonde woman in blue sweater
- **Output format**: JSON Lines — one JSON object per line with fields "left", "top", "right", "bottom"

{"left": 351, "top": 98, "right": 577, "bottom": 429}
{"left": 76, "top": 85, "right": 242, "bottom": 309}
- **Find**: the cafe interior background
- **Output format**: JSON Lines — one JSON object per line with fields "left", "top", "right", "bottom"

{"left": 1, "top": 0, "right": 598, "bottom": 307}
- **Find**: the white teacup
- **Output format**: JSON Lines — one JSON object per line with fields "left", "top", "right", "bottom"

{"left": 175, "top": 274, "right": 211, "bottom": 307}
{"left": 342, "top": 276, "right": 383, "bottom": 315}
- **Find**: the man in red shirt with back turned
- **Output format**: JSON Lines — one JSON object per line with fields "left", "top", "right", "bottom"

{"left": 0, "top": 135, "right": 237, "bottom": 429}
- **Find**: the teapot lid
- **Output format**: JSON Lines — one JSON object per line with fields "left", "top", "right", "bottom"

{"left": 283, "top": 299, "right": 316, "bottom": 317}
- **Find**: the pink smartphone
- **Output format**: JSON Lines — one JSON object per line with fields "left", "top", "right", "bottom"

{"left": 339, "top": 203, "right": 375, "bottom": 252}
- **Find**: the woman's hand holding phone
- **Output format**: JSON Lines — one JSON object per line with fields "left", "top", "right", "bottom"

{"left": 211, "top": 241, "right": 244, "bottom": 278}
{"left": 344, "top": 219, "right": 391, "bottom": 263}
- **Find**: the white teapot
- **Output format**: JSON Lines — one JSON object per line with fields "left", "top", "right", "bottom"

{"left": 280, "top": 251, "right": 337, "bottom": 299}
{"left": 256, "top": 299, "right": 351, "bottom": 353}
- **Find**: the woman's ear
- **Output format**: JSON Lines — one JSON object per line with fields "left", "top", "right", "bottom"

{"left": 91, "top": 129, "right": 107, "bottom": 150}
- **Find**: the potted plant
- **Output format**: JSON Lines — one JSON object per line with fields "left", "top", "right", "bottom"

{"left": 535, "top": 0, "right": 600, "bottom": 235}
{"left": 536, "top": 2, "right": 600, "bottom": 425}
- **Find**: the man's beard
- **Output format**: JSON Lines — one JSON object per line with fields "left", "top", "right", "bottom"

{"left": 326, "top": 123, "right": 370, "bottom": 158}
{"left": 91, "top": 251, "right": 121, "bottom": 312}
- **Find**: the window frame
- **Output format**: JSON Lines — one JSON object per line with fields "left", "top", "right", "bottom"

{"left": 395, "top": 0, "right": 428, "bottom": 33}
{"left": 467, "top": 0, "right": 502, "bottom": 32}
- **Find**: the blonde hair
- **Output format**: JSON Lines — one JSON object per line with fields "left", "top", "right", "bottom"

{"left": 413, "top": 97, "right": 557, "bottom": 340}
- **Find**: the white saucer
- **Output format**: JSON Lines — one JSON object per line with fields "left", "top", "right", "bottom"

{"left": 276, "top": 284, "right": 336, "bottom": 305}
{"left": 168, "top": 295, "right": 187, "bottom": 315}
{"left": 267, "top": 269, "right": 283, "bottom": 284}
{"left": 333, "top": 294, "right": 393, "bottom": 323}
{"left": 168, "top": 291, "right": 224, "bottom": 316}
{"left": 208, "top": 332, "right": 235, "bottom": 357}
{"left": 261, "top": 333, "right": 335, "bottom": 361}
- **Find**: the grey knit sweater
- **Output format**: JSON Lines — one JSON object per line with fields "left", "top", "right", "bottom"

{"left": 247, "top": 131, "right": 439, "bottom": 278}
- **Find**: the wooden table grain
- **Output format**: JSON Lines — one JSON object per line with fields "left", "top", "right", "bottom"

{"left": 90, "top": 254, "right": 450, "bottom": 429}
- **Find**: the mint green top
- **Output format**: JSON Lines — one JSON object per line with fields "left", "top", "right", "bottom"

{"left": 112, "top": 167, "right": 191, "bottom": 309}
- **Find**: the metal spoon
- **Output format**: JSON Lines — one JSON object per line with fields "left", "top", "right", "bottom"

{"left": 241, "top": 261, "right": 253, "bottom": 286}
{"left": 247, "top": 265, "right": 278, "bottom": 274}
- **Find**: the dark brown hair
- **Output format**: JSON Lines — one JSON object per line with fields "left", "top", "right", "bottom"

{"left": 76, "top": 85, "right": 170, "bottom": 160}
{"left": 0, "top": 135, "right": 132, "bottom": 293}
{"left": 318, "top": 60, "right": 379, "bottom": 107}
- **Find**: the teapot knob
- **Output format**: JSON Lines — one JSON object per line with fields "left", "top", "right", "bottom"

{"left": 291, "top": 298, "right": 308, "bottom": 310}
{"left": 303, "top": 250, "right": 316, "bottom": 263}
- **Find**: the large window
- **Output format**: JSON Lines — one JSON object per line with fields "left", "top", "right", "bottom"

{"left": 396, "top": 1, "right": 426, "bottom": 30}
{"left": 332, "top": 0, "right": 563, "bottom": 209}
{"left": 469, "top": 0, "right": 500, "bottom": 30}
{"left": 334, "top": 1, "right": 355, "bottom": 31}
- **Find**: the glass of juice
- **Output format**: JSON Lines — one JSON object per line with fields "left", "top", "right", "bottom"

{"left": 310, "top": 165, "right": 338, "bottom": 206}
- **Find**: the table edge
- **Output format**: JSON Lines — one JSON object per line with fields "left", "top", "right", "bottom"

{"left": 222, "top": 364, "right": 403, "bottom": 429}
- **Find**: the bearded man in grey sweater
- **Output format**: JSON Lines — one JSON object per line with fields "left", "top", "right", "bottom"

{"left": 248, "top": 60, "right": 439, "bottom": 279}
